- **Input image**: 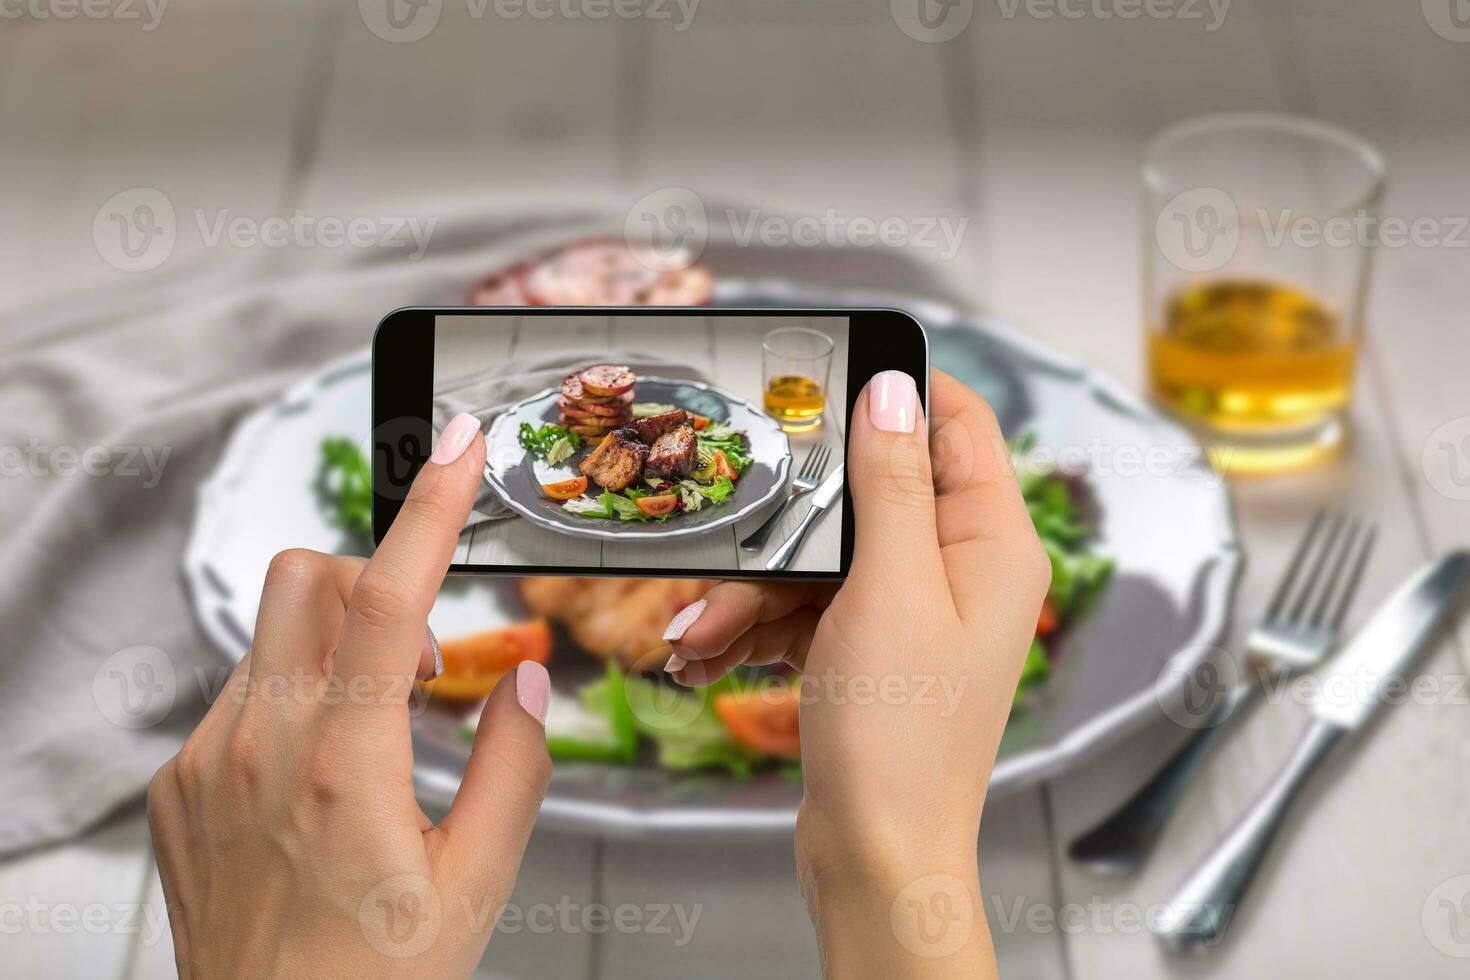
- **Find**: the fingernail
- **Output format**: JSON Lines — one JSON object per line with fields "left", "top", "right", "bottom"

{"left": 662, "top": 599, "right": 707, "bottom": 642}
{"left": 431, "top": 412, "right": 481, "bottom": 464}
{"left": 427, "top": 626, "right": 443, "bottom": 679}
{"left": 869, "top": 370, "right": 917, "bottom": 433}
{"left": 516, "top": 660, "right": 549, "bottom": 727}
{"left": 664, "top": 653, "right": 687, "bottom": 674}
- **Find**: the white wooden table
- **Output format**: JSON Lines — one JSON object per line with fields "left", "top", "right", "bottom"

{"left": 436, "top": 313, "right": 848, "bottom": 574}
{"left": 4, "top": 2, "right": 1469, "bottom": 977}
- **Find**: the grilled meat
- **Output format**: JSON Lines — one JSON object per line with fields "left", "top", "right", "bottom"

{"left": 518, "top": 577, "right": 714, "bottom": 669}
{"left": 578, "top": 428, "right": 649, "bottom": 491}
{"left": 646, "top": 424, "right": 697, "bottom": 479}
{"left": 625, "top": 410, "right": 688, "bottom": 445}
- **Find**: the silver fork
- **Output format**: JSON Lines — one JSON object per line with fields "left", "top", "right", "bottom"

{"left": 740, "top": 445, "right": 833, "bottom": 551}
{"left": 1068, "top": 511, "right": 1377, "bottom": 874}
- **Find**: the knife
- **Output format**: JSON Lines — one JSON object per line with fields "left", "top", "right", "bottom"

{"left": 1153, "top": 551, "right": 1470, "bottom": 950}
{"left": 765, "top": 465, "right": 845, "bottom": 572}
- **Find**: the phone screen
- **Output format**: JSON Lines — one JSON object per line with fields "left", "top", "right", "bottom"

{"left": 374, "top": 307, "right": 927, "bottom": 579}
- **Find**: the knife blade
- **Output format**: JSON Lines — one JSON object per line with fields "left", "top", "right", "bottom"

{"left": 765, "top": 465, "right": 844, "bottom": 572}
{"left": 1154, "top": 550, "right": 1470, "bottom": 950}
{"left": 1310, "top": 549, "right": 1470, "bottom": 730}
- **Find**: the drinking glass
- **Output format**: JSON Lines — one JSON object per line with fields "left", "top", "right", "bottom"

{"left": 1144, "top": 114, "right": 1386, "bottom": 473}
{"left": 762, "top": 327, "right": 834, "bottom": 434}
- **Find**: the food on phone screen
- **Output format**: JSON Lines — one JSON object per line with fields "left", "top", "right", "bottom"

{"left": 645, "top": 425, "right": 697, "bottom": 479}
{"left": 578, "top": 429, "right": 650, "bottom": 492}
{"left": 634, "top": 494, "right": 678, "bottom": 517}
{"left": 517, "top": 422, "right": 582, "bottom": 466}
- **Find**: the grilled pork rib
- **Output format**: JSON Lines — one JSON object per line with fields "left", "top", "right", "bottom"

{"left": 578, "top": 429, "right": 649, "bottom": 491}
{"left": 646, "top": 424, "right": 697, "bottom": 479}
{"left": 625, "top": 410, "right": 688, "bottom": 445}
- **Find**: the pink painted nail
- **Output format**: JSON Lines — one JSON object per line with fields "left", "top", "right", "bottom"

{"left": 662, "top": 599, "right": 707, "bottom": 642}
{"left": 664, "top": 653, "right": 687, "bottom": 674}
{"left": 868, "top": 370, "right": 917, "bottom": 433}
{"left": 431, "top": 412, "right": 481, "bottom": 464}
{"left": 516, "top": 660, "right": 549, "bottom": 727}
{"left": 427, "top": 625, "right": 443, "bottom": 679}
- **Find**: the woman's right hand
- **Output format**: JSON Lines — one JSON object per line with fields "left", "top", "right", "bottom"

{"left": 661, "top": 369, "right": 1050, "bottom": 976}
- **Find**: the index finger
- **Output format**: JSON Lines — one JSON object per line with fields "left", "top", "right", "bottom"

{"left": 334, "top": 412, "right": 486, "bottom": 685}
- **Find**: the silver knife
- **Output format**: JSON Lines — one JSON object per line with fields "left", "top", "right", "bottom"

{"left": 1153, "top": 551, "right": 1470, "bottom": 950}
{"left": 765, "top": 465, "right": 845, "bottom": 572}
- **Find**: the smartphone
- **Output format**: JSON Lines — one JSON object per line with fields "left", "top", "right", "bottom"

{"left": 372, "top": 307, "right": 928, "bottom": 579}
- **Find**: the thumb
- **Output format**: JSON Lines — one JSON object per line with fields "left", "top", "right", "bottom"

{"left": 845, "top": 370, "right": 946, "bottom": 593}
{"left": 431, "top": 661, "right": 551, "bottom": 911}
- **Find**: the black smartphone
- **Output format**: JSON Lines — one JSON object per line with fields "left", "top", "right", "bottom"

{"left": 372, "top": 307, "right": 927, "bottom": 579}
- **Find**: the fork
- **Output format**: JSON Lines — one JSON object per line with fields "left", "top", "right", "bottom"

{"left": 1067, "top": 511, "right": 1377, "bottom": 875}
{"left": 740, "top": 444, "right": 833, "bottom": 551}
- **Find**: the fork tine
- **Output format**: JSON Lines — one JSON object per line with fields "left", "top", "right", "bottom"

{"left": 1326, "top": 522, "right": 1377, "bottom": 632}
{"left": 1286, "top": 512, "right": 1346, "bottom": 624}
{"left": 800, "top": 446, "right": 823, "bottom": 480}
{"left": 1264, "top": 510, "right": 1326, "bottom": 623}
{"left": 814, "top": 444, "right": 832, "bottom": 477}
{"left": 1307, "top": 517, "right": 1361, "bottom": 628}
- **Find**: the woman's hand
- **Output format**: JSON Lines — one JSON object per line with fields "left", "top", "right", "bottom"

{"left": 147, "top": 413, "right": 551, "bottom": 979}
{"left": 662, "top": 370, "right": 1050, "bottom": 977}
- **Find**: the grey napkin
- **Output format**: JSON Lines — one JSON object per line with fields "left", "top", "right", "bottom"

{"left": 432, "top": 353, "right": 710, "bottom": 524}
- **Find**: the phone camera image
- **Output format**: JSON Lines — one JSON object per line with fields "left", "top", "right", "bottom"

{"left": 425, "top": 312, "right": 852, "bottom": 576}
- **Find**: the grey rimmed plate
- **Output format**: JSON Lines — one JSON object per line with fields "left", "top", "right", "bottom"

{"left": 482, "top": 377, "right": 791, "bottom": 541}
{"left": 184, "top": 281, "right": 1241, "bottom": 841}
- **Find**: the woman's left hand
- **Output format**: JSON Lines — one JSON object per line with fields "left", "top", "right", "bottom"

{"left": 147, "top": 413, "right": 551, "bottom": 978}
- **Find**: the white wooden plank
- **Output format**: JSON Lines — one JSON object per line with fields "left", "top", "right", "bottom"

{"left": 0, "top": 6, "right": 316, "bottom": 320}
{"left": 0, "top": 810, "right": 156, "bottom": 980}
{"left": 302, "top": 9, "right": 625, "bottom": 219}
{"left": 634, "top": 14, "right": 963, "bottom": 220}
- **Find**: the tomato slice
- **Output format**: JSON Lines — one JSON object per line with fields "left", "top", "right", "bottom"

{"left": 542, "top": 476, "right": 589, "bottom": 500}
{"left": 1036, "top": 598, "right": 1060, "bottom": 637}
{"left": 714, "top": 685, "right": 800, "bottom": 759}
{"left": 713, "top": 450, "right": 738, "bottom": 482}
{"left": 635, "top": 493, "right": 678, "bottom": 517}
{"left": 690, "top": 413, "right": 711, "bottom": 431}
{"left": 420, "top": 620, "right": 552, "bottom": 701}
